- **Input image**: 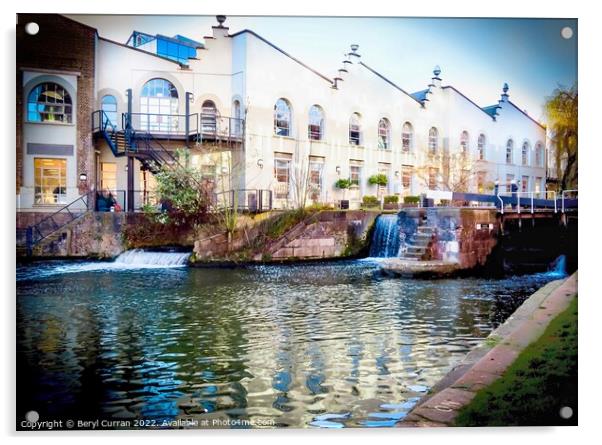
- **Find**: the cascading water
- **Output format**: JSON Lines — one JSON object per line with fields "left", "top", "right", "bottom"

{"left": 114, "top": 249, "right": 191, "bottom": 267}
{"left": 548, "top": 255, "right": 567, "bottom": 277}
{"left": 369, "top": 214, "right": 401, "bottom": 258}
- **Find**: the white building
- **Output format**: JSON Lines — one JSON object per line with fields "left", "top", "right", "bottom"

{"left": 18, "top": 15, "right": 548, "bottom": 213}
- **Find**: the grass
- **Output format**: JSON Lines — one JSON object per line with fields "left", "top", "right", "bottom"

{"left": 455, "top": 296, "right": 578, "bottom": 426}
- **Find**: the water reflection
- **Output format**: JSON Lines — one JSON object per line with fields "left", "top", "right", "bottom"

{"left": 16, "top": 260, "right": 562, "bottom": 428}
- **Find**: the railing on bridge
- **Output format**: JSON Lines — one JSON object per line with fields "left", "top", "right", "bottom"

{"left": 449, "top": 190, "right": 577, "bottom": 215}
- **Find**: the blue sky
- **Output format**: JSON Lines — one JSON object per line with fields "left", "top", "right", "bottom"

{"left": 69, "top": 15, "right": 577, "bottom": 123}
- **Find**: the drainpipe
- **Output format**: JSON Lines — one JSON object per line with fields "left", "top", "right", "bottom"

{"left": 126, "top": 88, "right": 134, "bottom": 212}
{"left": 185, "top": 92, "right": 192, "bottom": 148}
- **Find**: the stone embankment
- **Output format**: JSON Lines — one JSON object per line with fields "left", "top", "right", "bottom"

{"left": 399, "top": 272, "right": 578, "bottom": 427}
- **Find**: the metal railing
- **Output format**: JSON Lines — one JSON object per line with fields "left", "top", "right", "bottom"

{"left": 198, "top": 114, "right": 244, "bottom": 144}
{"left": 561, "top": 189, "right": 578, "bottom": 213}
{"left": 125, "top": 112, "right": 199, "bottom": 141}
{"left": 213, "top": 189, "right": 273, "bottom": 213}
{"left": 511, "top": 191, "right": 557, "bottom": 215}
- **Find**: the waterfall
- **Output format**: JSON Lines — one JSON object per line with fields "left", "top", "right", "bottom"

{"left": 369, "top": 215, "right": 401, "bottom": 258}
{"left": 548, "top": 255, "right": 567, "bottom": 277}
{"left": 113, "top": 249, "right": 191, "bottom": 267}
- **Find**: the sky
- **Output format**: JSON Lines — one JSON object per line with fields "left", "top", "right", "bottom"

{"left": 68, "top": 14, "right": 577, "bottom": 124}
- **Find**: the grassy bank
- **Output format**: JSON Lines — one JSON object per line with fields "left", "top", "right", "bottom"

{"left": 455, "top": 296, "right": 578, "bottom": 426}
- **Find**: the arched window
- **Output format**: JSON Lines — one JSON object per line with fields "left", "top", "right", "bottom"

{"left": 101, "top": 95, "right": 117, "bottom": 127}
{"left": 478, "top": 134, "right": 486, "bottom": 160}
{"left": 428, "top": 127, "right": 439, "bottom": 154}
{"left": 274, "top": 98, "right": 292, "bottom": 136}
{"left": 402, "top": 122, "right": 413, "bottom": 153}
{"left": 506, "top": 139, "right": 514, "bottom": 164}
{"left": 27, "top": 82, "right": 72, "bottom": 123}
{"left": 232, "top": 100, "right": 242, "bottom": 137}
{"left": 140, "top": 78, "right": 178, "bottom": 132}
{"left": 378, "top": 118, "right": 391, "bottom": 149}
{"left": 535, "top": 142, "right": 544, "bottom": 167}
{"left": 460, "top": 131, "right": 469, "bottom": 155}
{"left": 201, "top": 100, "right": 218, "bottom": 134}
{"left": 349, "top": 113, "right": 361, "bottom": 145}
{"left": 308, "top": 105, "right": 324, "bottom": 141}
{"left": 521, "top": 141, "right": 530, "bottom": 166}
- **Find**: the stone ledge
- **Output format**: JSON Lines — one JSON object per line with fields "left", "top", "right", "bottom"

{"left": 398, "top": 272, "right": 577, "bottom": 427}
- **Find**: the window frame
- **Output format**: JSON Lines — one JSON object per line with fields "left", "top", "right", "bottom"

{"left": 506, "top": 139, "right": 514, "bottom": 164}
{"left": 34, "top": 157, "right": 68, "bottom": 205}
{"left": 428, "top": 127, "right": 439, "bottom": 154}
{"left": 478, "top": 134, "right": 486, "bottom": 160}
{"left": 274, "top": 98, "right": 292, "bottom": 137}
{"left": 308, "top": 105, "right": 324, "bottom": 141}
{"left": 460, "top": 130, "right": 469, "bottom": 156}
{"left": 349, "top": 113, "right": 362, "bottom": 146}
{"left": 521, "top": 141, "right": 530, "bottom": 166}
{"left": 402, "top": 122, "right": 413, "bottom": 153}
{"left": 27, "top": 82, "right": 73, "bottom": 125}
{"left": 377, "top": 118, "right": 391, "bottom": 149}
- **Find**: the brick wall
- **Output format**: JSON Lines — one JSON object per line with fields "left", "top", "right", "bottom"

{"left": 16, "top": 14, "right": 97, "bottom": 195}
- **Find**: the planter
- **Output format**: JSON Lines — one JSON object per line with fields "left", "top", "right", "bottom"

{"left": 383, "top": 203, "right": 400, "bottom": 210}
{"left": 339, "top": 199, "right": 350, "bottom": 210}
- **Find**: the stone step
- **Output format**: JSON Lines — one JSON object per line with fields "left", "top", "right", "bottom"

{"left": 402, "top": 251, "right": 424, "bottom": 258}
{"left": 405, "top": 244, "right": 427, "bottom": 252}
{"left": 417, "top": 226, "right": 436, "bottom": 232}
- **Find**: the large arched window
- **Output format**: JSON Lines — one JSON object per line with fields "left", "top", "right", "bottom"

{"left": 535, "top": 142, "right": 544, "bottom": 167}
{"left": 460, "top": 130, "right": 469, "bottom": 155}
{"left": 349, "top": 112, "right": 361, "bottom": 145}
{"left": 27, "top": 82, "right": 72, "bottom": 123}
{"left": 101, "top": 95, "right": 118, "bottom": 127}
{"left": 140, "top": 78, "right": 179, "bottom": 132}
{"left": 478, "top": 134, "right": 486, "bottom": 160}
{"left": 428, "top": 127, "right": 439, "bottom": 154}
{"left": 521, "top": 141, "right": 530, "bottom": 166}
{"left": 274, "top": 98, "right": 292, "bottom": 136}
{"left": 201, "top": 100, "right": 218, "bottom": 134}
{"left": 378, "top": 118, "right": 391, "bottom": 149}
{"left": 308, "top": 105, "right": 324, "bottom": 140}
{"left": 402, "top": 122, "right": 413, "bottom": 153}
{"left": 506, "top": 139, "right": 514, "bottom": 164}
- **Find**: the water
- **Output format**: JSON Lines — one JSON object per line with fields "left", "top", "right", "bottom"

{"left": 114, "top": 249, "right": 191, "bottom": 267}
{"left": 369, "top": 215, "right": 401, "bottom": 257}
{"left": 16, "top": 258, "right": 565, "bottom": 429}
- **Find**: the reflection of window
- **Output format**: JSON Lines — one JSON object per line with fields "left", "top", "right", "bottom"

{"left": 535, "top": 177, "right": 543, "bottom": 194}
{"left": 349, "top": 113, "right": 361, "bottom": 145}
{"left": 27, "top": 82, "right": 72, "bottom": 123}
{"left": 308, "top": 105, "right": 324, "bottom": 141}
{"left": 350, "top": 165, "right": 361, "bottom": 186}
{"left": 274, "top": 99, "right": 292, "bottom": 136}
{"left": 402, "top": 165, "right": 412, "bottom": 189}
{"left": 428, "top": 127, "right": 438, "bottom": 154}
{"left": 101, "top": 95, "right": 118, "bottom": 127}
{"left": 156, "top": 37, "right": 196, "bottom": 64}
{"left": 274, "top": 159, "right": 290, "bottom": 199}
{"left": 506, "top": 139, "right": 514, "bottom": 164}
{"left": 478, "top": 134, "right": 486, "bottom": 160}
{"left": 34, "top": 158, "right": 67, "bottom": 204}
{"left": 100, "top": 162, "right": 117, "bottom": 191}
{"left": 140, "top": 78, "right": 179, "bottom": 132}
{"left": 402, "top": 122, "right": 413, "bottom": 153}
{"left": 428, "top": 167, "right": 438, "bottom": 189}
{"left": 506, "top": 174, "right": 515, "bottom": 192}
{"left": 378, "top": 118, "right": 391, "bottom": 149}
{"left": 522, "top": 141, "right": 530, "bottom": 166}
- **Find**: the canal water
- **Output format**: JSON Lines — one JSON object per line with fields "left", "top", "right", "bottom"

{"left": 16, "top": 257, "right": 566, "bottom": 428}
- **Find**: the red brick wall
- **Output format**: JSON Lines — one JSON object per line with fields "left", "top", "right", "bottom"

{"left": 16, "top": 14, "right": 97, "bottom": 195}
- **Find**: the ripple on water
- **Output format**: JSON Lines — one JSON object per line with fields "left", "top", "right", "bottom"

{"left": 16, "top": 260, "right": 563, "bottom": 427}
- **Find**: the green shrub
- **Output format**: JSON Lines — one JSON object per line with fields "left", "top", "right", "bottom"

{"left": 368, "top": 173, "right": 388, "bottom": 186}
{"left": 383, "top": 195, "right": 399, "bottom": 204}
{"left": 335, "top": 178, "right": 352, "bottom": 189}
{"left": 403, "top": 195, "right": 421, "bottom": 204}
{"left": 362, "top": 195, "right": 380, "bottom": 207}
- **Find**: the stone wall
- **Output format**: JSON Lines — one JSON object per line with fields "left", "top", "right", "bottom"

{"left": 31, "top": 212, "right": 127, "bottom": 258}
{"left": 398, "top": 208, "right": 500, "bottom": 270}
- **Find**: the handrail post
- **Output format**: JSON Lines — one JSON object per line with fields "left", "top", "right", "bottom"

{"left": 530, "top": 192, "right": 534, "bottom": 214}
{"left": 517, "top": 193, "right": 521, "bottom": 214}
{"left": 552, "top": 191, "right": 557, "bottom": 213}
{"left": 497, "top": 195, "right": 504, "bottom": 214}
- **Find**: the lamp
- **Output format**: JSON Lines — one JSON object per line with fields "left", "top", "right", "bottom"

{"left": 336, "top": 165, "right": 341, "bottom": 175}
{"left": 257, "top": 158, "right": 264, "bottom": 169}
{"left": 395, "top": 170, "right": 400, "bottom": 177}
{"left": 79, "top": 172, "right": 87, "bottom": 182}
{"left": 221, "top": 166, "right": 228, "bottom": 175}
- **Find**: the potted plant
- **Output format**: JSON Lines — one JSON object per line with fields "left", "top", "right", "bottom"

{"left": 383, "top": 195, "right": 399, "bottom": 210}
{"left": 335, "top": 178, "right": 352, "bottom": 209}
{"left": 368, "top": 173, "right": 388, "bottom": 204}
{"left": 362, "top": 195, "right": 380, "bottom": 209}
{"left": 403, "top": 195, "right": 421, "bottom": 208}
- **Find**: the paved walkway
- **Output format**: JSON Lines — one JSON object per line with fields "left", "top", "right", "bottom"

{"left": 399, "top": 272, "right": 578, "bottom": 427}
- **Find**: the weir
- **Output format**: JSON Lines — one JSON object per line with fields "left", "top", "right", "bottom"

{"left": 369, "top": 214, "right": 401, "bottom": 257}
{"left": 114, "top": 249, "right": 191, "bottom": 267}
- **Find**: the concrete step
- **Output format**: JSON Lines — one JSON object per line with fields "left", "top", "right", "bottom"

{"left": 405, "top": 244, "right": 427, "bottom": 252}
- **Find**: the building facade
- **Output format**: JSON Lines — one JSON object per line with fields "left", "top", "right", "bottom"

{"left": 17, "top": 14, "right": 548, "bottom": 215}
